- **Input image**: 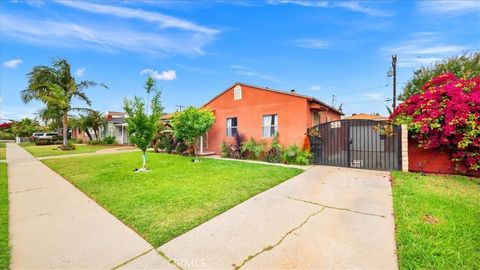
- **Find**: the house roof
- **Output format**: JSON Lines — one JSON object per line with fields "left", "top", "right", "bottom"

{"left": 344, "top": 113, "right": 388, "bottom": 121}
{"left": 203, "top": 82, "right": 344, "bottom": 115}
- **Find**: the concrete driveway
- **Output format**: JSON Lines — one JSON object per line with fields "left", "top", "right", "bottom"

{"left": 154, "top": 166, "right": 398, "bottom": 269}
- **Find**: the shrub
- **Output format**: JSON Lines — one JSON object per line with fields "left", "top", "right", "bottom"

{"left": 242, "top": 137, "right": 265, "bottom": 160}
{"left": 88, "top": 140, "right": 102, "bottom": 145}
{"left": 59, "top": 141, "right": 76, "bottom": 151}
{"left": 103, "top": 136, "right": 116, "bottom": 145}
{"left": 220, "top": 141, "right": 231, "bottom": 158}
{"left": 391, "top": 73, "right": 480, "bottom": 171}
{"left": 282, "top": 144, "right": 311, "bottom": 165}
{"left": 157, "top": 133, "right": 175, "bottom": 153}
{"left": 265, "top": 133, "right": 282, "bottom": 163}
{"left": 176, "top": 141, "right": 188, "bottom": 154}
{"left": 230, "top": 132, "right": 245, "bottom": 159}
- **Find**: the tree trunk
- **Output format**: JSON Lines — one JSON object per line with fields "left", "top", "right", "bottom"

{"left": 62, "top": 111, "right": 68, "bottom": 147}
{"left": 142, "top": 151, "right": 146, "bottom": 169}
{"left": 84, "top": 129, "right": 93, "bottom": 140}
{"left": 152, "top": 139, "right": 158, "bottom": 153}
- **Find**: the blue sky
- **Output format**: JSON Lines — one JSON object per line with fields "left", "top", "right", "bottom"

{"left": 1, "top": 0, "right": 479, "bottom": 121}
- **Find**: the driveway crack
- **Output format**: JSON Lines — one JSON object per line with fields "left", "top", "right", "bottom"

{"left": 286, "top": 196, "right": 386, "bottom": 218}
{"left": 157, "top": 249, "right": 184, "bottom": 270}
{"left": 232, "top": 208, "right": 324, "bottom": 270}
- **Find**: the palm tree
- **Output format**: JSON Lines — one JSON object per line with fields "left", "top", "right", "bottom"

{"left": 86, "top": 110, "right": 105, "bottom": 140}
{"left": 70, "top": 115, "right": 93, "bottom": 141}
{"left": 22, "top": 58, "right": 107, "bottom": 148}
{"left": 37, "top": 106, "right": 63, "bottom": 132}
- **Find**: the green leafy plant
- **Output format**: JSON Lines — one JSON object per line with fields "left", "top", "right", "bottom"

{"left": 11, "top": 118, "right": 40, "bottom": 138}
{"left": 171, "top": 107, "right": 215, "bottom": 161}
{"left": 282, "top": 144, "right": 311, "bottom": 165}
{"left": 103, "top": 136, "right": 116, "bottom": 145}
{"left": 124, "top": 76, "right": 163, "bottom": 172}
{"left": 265, "top": 133, "right": 283, "bottom": 163}
{"left": 400, "top": 52, "right": 479, "bottom": 100}
{"left": 220, "top": 141, "right": 231, "bottom": 158}
{"left": 59, "top": 141, "right": 76, "bottom": 150}
{"left": 242, "top": 137, "right": 265, "bottom": 160}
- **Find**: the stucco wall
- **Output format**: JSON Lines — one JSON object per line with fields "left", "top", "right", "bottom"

{"left": 408, "top": 139, "right": 479, "bottom": 177}
{"left": 204, "top": 84, "right": 339, "bottom": 154}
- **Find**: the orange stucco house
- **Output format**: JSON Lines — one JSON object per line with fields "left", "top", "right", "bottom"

{"left": 202, "top": 83, "right": 344, "bottom": 154}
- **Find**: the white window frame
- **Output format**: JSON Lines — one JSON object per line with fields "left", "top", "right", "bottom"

{"left": 226, "top": 117, "right": 238, "bottom": 137}
{"left": 234, "top": 85, "right": 242, "bottom": 100}
{"left": 262, "top": 114, "right": 278, "bottom": 138}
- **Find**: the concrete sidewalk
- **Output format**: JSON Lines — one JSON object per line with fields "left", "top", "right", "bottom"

{"left": 158, "top": 166, "right": 398, "bottom": 269}
{"left": 6, "top": 143, "right": 173, "bottom": 269}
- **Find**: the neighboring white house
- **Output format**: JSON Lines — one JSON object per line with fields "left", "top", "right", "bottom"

{"left": 102, "top": 111, "right": 129, "bottom": 145}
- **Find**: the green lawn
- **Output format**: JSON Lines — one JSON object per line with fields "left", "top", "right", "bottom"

{"left": 0, "top": 143, "right": 5, "bottom": 160}
{"left": 22, "top": 144, "right": 119, "bottom": 157}
{"left": 43, "top": 152, "right": 302, "bottom": 247}
{"left": 0, "top": 163, "right": 9, "bottom": 269}
{"left": 392, "top": 171, "right": 480, "bottom": 269}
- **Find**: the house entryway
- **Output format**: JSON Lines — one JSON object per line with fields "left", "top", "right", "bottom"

{"left": 308, "top": 119, "right": 402, "bottom": 171}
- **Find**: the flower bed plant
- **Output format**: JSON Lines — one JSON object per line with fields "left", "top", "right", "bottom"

{"left": 220, "top": 132, "right": 311, "bottom": 165}
{"left": 391, "top": 73, "right": 480, "bottom": 172}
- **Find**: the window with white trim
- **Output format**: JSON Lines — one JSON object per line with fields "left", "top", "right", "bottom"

{"left": 262, "top": 114, "right": 278, "bottom": 137}
{"left": 226, "top": 117, "right": 238, "bottom": 137}
{"left": 234, "top": 85, "right": 242, "bottom": 100}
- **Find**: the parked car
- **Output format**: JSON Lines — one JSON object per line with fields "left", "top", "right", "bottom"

{"left": 31, "top": 132, "right": 45, "bottom": 141}
{"left": 35, "top": 132, "right": 62, "bottom": 145}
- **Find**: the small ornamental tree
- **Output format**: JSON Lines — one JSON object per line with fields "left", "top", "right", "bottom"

{"left": 391, "top": 73, "right": 480, "bottom": 172}
{"left": 171, "top": 107, "right": 215, "bottom": 161}
{"left": 124, "top": 77, "right": 163, "bottom": 171}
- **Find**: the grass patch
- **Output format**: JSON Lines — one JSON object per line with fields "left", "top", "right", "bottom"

{"left": 22, "top": 144, "right": 119, "bottom": 157}
{"left": 0, "top": 163, "right": 9, "bottom": 269}
{"left": 43, "top": 152, "right": 302, "bottom": 247}
{"left": 0, "top": 143, "right": 5, "bottom": 160}
{"left": 392, "top": 171, "right": 480, "bottom": 269}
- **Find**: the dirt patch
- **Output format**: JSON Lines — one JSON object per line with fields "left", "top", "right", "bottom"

{"left": 423, "top": 214, "right": 440, "bottom": 224}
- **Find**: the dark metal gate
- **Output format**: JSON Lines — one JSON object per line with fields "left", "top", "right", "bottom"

{"left": 308, "top": 120, "right": 402, "bottom": 171}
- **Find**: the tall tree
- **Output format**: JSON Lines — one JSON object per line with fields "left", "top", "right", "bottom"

{"left": 400, "top": 52, "right": 480, "bottom": 100}
{"left": 22, "top": 58, "right": 107, "bottom": 148}
{"left": 86, "top": 110, "right": 105, "bottom": 140}
{"left": 124, "top": 78, "right": 163, "bottom": 171}
{"left": 171, "top": 107, "right": 215, "bottom": 161}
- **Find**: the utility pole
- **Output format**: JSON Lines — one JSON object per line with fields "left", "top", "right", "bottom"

{"left": 392, "top": 54, "right": 397, "bottom": 109}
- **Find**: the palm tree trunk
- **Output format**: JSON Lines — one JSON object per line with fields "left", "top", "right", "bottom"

{"left": 85, "top": 129, "right": 93, "bottom": 140}
{"left": 62, "top": 111, "right": 68, "bottom": 147}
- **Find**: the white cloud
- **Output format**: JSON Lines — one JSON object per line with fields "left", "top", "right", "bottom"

{"left": 309, "top": 85, "right": 322, "bottom": 91}
{"left": 3, "top": 59, "right": 23, "bottom": 68}
{"left": 0, "top": 14, "right": 215, "bottom": 56}
{"left": 382, "top": 33, "right": 471, "bottom": 68}
{"left": 54, "top": 1, "right": 218, "bottom": 35}
{"left": 230, "top": 65, "right": 279, "bottom": 82}
{"left": 292, "top": 38, "right": 330, "bottom": 49}
{"left": 75, "top": 67, "right": 85, "bottom": 77}
{"left": 267, "top": 0, "right": 392, "bottom": 17}
{"left": 418, "top": 0, "right": 480, "bottom": 15}
{"left": 361, "top": 92, "right": 385, "bottom": 101}
{"left": 140, "top": 69, "right": 177, "bottom": 80}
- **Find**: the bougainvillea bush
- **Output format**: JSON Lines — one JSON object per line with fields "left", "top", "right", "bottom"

{"left": 391, "top": 73, "right": 480, "bottom": 172}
